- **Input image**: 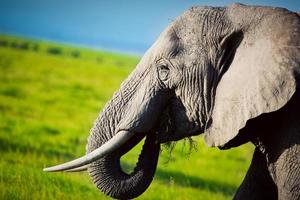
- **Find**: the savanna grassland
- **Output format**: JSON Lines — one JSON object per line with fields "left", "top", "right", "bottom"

{"left": 0, "top": 35, "right": 254, "bottom": 200}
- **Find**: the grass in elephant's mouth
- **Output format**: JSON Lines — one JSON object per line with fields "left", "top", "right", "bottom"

{"left": 0, "top": 34, "right": 254, "bottom": 200}
{"left": 161, "top": 137, "right": 198, "bottom": 163}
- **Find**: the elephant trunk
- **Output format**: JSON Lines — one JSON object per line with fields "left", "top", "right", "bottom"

{"left": 85, "top": 64, "right": 161, "bottom": 199}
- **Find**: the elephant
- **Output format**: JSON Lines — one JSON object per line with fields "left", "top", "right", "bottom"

{"left": 44, "top": 3, "right": 300, "bottom": 200}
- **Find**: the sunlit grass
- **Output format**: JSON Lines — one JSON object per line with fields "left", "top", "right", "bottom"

{"left": 0, "top": 35, "right": 254, "bottom": 200}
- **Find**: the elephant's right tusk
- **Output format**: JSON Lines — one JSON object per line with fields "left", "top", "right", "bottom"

{"left": 43, "top": 130, "right": 135, "bottom": 172}
{"left": 65, "top": 164, "right": 90, "bottom": 172}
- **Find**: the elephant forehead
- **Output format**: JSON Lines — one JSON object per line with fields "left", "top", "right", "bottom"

{"left": 149, "top": 6, "right": 227, "bottom": 59}
{"left": 172, "top": 7, "right": 226, "bottom": 56}
{"left": 173, "top": 22, "right": 203, "bottom": 55}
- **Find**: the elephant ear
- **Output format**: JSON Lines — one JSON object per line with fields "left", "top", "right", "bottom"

{"left": 204, "top": 30, "right": 297, "bottom": 147}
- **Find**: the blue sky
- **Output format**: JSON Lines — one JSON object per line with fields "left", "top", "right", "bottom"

{"left": 0, "top": 0, "right": 299, "bottom": 54}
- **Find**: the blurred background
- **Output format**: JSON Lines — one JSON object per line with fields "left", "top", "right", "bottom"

{"left": 0, "top": 1, "right": 299, "bottom": 200}
{"left": 1, "top": 0, "right": 300, "bottom": 54}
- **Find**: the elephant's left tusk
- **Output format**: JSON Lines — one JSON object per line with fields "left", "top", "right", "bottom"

{"left": 65, "top": 164, "right": 90, "bottom": 172}
{"left": 43, "top": 130, "right": 135, "bottom": 172}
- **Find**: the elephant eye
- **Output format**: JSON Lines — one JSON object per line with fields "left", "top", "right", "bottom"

{"left": 157, "top": 64, "right": 170, "bottom": 82}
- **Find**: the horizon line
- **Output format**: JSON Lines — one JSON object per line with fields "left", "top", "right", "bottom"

{"left": 0, "top": 30, "right": 145, "bottom": 57}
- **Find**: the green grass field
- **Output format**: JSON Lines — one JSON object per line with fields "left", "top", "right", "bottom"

{"left": 0, "top": 35, "right": 254, "bottom": 200}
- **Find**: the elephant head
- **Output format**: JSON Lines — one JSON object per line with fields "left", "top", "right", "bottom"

{"left": 44, "top": 3, "right": 300, "bottom": 199}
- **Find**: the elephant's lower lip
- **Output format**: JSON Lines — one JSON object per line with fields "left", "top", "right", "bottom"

{"left": 157, "top": 127, "right": 202, "bottom": 144}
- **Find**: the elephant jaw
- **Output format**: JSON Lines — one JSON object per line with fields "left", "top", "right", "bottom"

{"left": 156, "top": 120, "right": 203, "bottom": 144}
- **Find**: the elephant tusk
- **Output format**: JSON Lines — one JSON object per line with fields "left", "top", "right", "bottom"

{"left": 65, "top": 164, "right": 90, "bottom": 172}
{"left": 43, "top": 130, "right": 135, "bottom": 172}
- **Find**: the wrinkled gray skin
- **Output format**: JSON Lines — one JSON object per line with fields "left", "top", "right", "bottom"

{"left": 85, "top": 3, "right": 300, "bottom": 199}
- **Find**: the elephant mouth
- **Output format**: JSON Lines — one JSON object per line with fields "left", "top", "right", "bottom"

{"left": 157, "top": 123, "right": 203, "bottom": 144}
{"left": 156, "top": 115, "right": 203, "bottom": 144}
{"left": 154, "top": 97, "right": 204, "bottom": 144}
